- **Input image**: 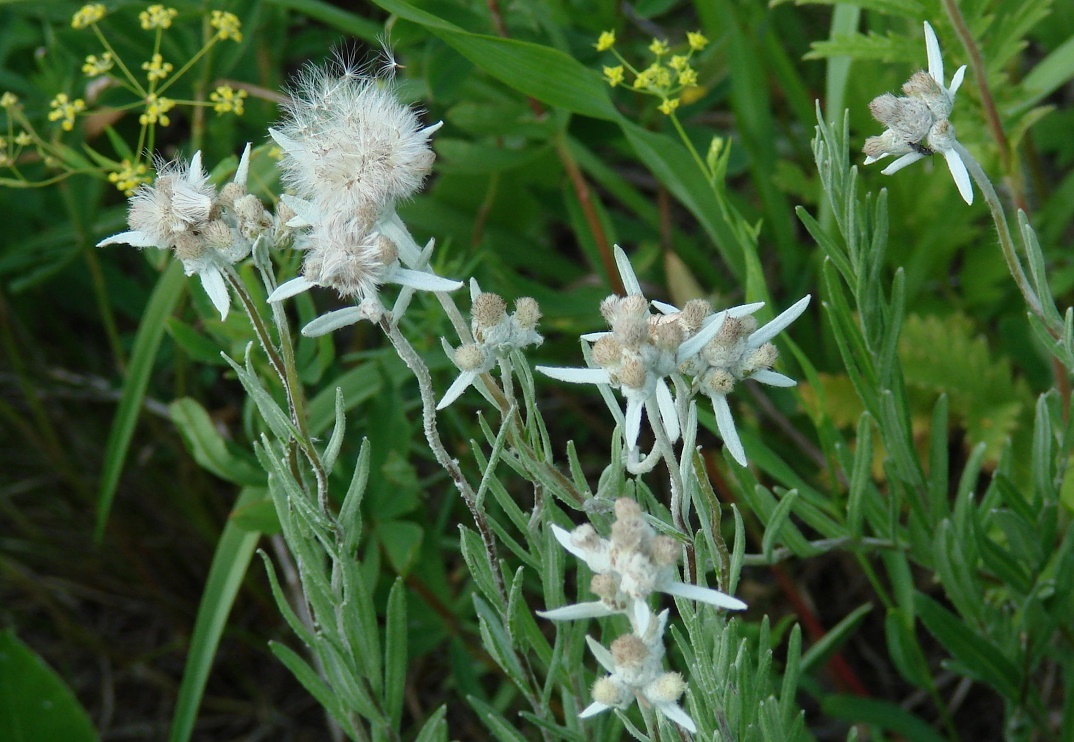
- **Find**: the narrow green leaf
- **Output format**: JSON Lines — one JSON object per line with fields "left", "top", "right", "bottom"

{"left": 762, "top": 488, "right": 801, "bottom": 561}
{"left": 96, "top": 260, "right": 186, "bottom": 540}
{"left": 822, "top": 695, "right": 944, "bottom": 742}
{"left": 884, "top": 611, "right": 931, "bottom": 688}
{"left": 801, "top": 603, "right": 872, "bottom": 674}
{"left": 269, "top": 642, "right": 357, "bottom": 737}
{"left": 413, "top": 705, "right": 448, "bottom": 742}
{"left": 914, "top": 592, "right": 1022, "bottom": 699}
{"left": 264, "top": 0, "right": 380, "bottom": 40}
{"left": 169, "top": 487, "right": 263, "bottom": 742}
{"left": 384, "top": 579, "right": 407, "bottom": 728}
{"left": 0, "top": 630, "right": 97, "bottom": 742}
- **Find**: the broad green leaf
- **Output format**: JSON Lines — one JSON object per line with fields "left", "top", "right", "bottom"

{"left": 0, "top": 630, "right": 97, "bottom": 742}
{"left": 169, "top": 487, "right": 264, "bottom": 742}
{"left": 96, "top": 260, "right": 186, "bottom": 540}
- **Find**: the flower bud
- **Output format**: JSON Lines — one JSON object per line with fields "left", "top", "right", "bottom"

{"left": 472, "top": 292, "right": 507, "bottom": 330}
{"left": 173, "top": 231, "right": 205, "bottom": 261}
{"left": 571, "top": 524, "right": 604, "bottom": 552}
{"left": 591, "top": 336, "right": 622, "bottom": 367}
{"left": 679, "top": 299, "right": 710, "bottom": 332}
{"left": 645, "top": 672, "right": 686, "bottom": 703}
{"left": 592, "top": 677, "right": 629, "bottom": 707}
{"left": 650, "top": 535, "right": 680, "bottom": 567}
{"left": 453, "top": 343, "right": 485, "bottom": 372}
{"left": 202, "top": 220, "right": 234, "bottom": 250}
{"left": 610, "top": 634, "right": 649, "bottom": 668}
{"left": 218, "top": 180, "right": 245, "bottom": 208}
{"left": 618, "top": 357, "right": 647, "bottom": 389}
{"left": 590, "top": 573, "right": 620, "bottom": 602}
{"left": 614, "top": 498, "right": 642, "bottom": 521}
{"left": 512, "top": 297, "right": 541, "bottom": 329}
{"left": 702, "top": 368, "right": 735, "bottom": 396}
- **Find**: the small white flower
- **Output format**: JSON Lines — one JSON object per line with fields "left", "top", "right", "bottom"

{"left": 437, "top": 281, "right": 544, "bottom": 409}
{"left": 539, "top": 499, "right": 745, "bottom": 633}
{"left": 579, "top": 612, "right": 698, "bottom": 733}
{"left": 98, "top": 147, "right": 258, "bottom": 319}
{"left": 863, "top": 21, "right": 973, "bottom": 205}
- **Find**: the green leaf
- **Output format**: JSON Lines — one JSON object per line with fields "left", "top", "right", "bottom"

{"left": 378, "top": 520, "right": 424, "bottom": 575}
{"left": 914, "top": 592, "right": 1022, "bottom": 700}
{"left": 413, "top": 705, "right": 448, "bottom": 742}
{"left": 263, "top": 0, "right": 380, "bottom": 40}
{"left": 169, "top": 398, "right": 264, "bottom": 486}
{"left": 269, "top": 642, "right": 359, "bottom": 736}
{"left": 228, "top": 495, "right": 281, "bottom": 535}
{"left": 0, "top": 630, "right": 97, "bottom": 742}
{"left": 822, "top": 695, "right": 945, "bottom": 742}
{"left": 384, "top": 579, "right": 407, "bottom": 728}
{"left": 169, "top": 487, "right": 264, "bottom": 742}
{"left": 96, "top": 260, "right": 186, "bottom": 540}
{"left": 1013, "top": 34, "right": 1074, "bottom": 114}
{"left": 165, "top": 318, "right": 227, "bottom": 366}
{"left": 801, "top": 603, "right": 872, "bottom": 675}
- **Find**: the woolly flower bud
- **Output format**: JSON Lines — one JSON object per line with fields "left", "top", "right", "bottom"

{"left": 702, "top": 368, "right": 735, "bottom": 396}
{"left": 646, "top": 672, "right": 687, "bottom": 703}
{"left": 612, "top": 516, "right": 649, "bottom": 553}
{"left": 651, "top": 321, "right": 684, "bottom": 352}
{"left": 590, "top": 573, "right": 621, "bottom": 603}
{"left": 592, "top": 677, "right": 628, "bottom": 707}
{"left": 615, "top": 498, "right": 642, "bottom": 521}
{"left": 610, "top": 634, "right": 649, "bottom": 668}
{"left": 513, "top": 297, "right": 541, "bottom": 329}
{"left": 454, "top": 343, "right": 486, "bottom": 372}
{"left": 742, "top": 343, "right": 778, "bottom": 374}
{"left": 202, "top": 220, "right": 234, "bottom": 250}
{"left": 472, "top": 292, "right": 507, "bottom": 330}
{"left": 591, "top": 336, "right": 622, "bottom": 367}
{"left": 572, "top": 524, "right": 604, "bottom": 552}
{"left": 174, "top": 232, "right": 205, "bottom": 261}
{"left": 272, "top": 63, "right": 439, "bottom": 217}
{"left": 679, "top": 299, "right": 711, "bottom": 332}
{"left": 375, "top": 235, "right": 399, "bottom": 266}
{"left": 301, "top": 219, "right": 392, "bottom": 298}
{"left": 218, "top": 181, "right": 246, "bottom": 209}
{"left": 600, "top": 295, "right": 620, "bottom": 324}
{"left": 618, "top": 357, "right": 648, "bottom": 389}
{"left": 650, "top": 535, "right": 680, "bottom": 567}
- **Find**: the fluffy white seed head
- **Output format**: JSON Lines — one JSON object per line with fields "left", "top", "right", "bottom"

{"left": 273, "top": 62, "right": 438, "bottom": 220}
{"left": 301, "top": 217, "right": 393, "bottom": 297}
{"left": 472, "top": 292, "right": 507, "bottom": 330}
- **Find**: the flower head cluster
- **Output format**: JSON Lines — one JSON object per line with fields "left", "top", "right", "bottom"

{"left": 97, "top": 146, "right": 271, "bottom": 319}
{"left": 139, "top": 5, "right": 177, "bottom": 30}
{"left": 541, "top": 499, "right": 745, "bottom": 732}
{"left": 539, "top": 246, "right": 809, "bottom": 466}
{"left": 71, "top": 4, "right": 106, "bottom": 29}
{"left": 438, "top": 281, "right": 543, "bottom": 409}
{"left": 267, "top": 61, "right": 460, "bottom": 310}
{"left": 582, "top": 612, "right": 696, "bottom": 732}
{"left": 108, "top": 160, "right": 150, "bottom": 196}
{"left": 48, "top": 93, "right": 86, "bottom": 131}
{"left": 210, "top": 10, "right": 242, "bottom": 42}
{"left": 595, "top": 30, "right": 708, "bottom": 115}
{"left": 540, "top": 498, "right": 745, "bottom": 630}
{"left": 863, "top": 21, "right": 973, "bottom": 204}
{"left": 210, "top": 85, "right": 247, "bottom": 116}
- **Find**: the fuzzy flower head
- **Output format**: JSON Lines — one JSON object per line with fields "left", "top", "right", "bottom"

{"left": 437, "top": 281, "right": 544, "bottom": 409}
{"left": 267, "top": 58, "right": 460, "bottom": 322}
{"left": 97, "top": 146, "right": 264, "bottom": 319}
{"left": 863, "top": 21, "right": 973, "bottom": 204}
{"left": 580, "top": 612, "right": 698, "bottom": 733}
{"left": 539, "top": 498, "right": 746, "bottom": 633}
{"left": 270, "top": 61, "right": 441, "bottom": 225}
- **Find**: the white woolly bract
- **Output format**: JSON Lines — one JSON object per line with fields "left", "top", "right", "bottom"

{"left": 272, "top": 64, "right": 439, "bottom": 219}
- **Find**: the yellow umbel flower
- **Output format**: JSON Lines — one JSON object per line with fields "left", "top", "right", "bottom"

{"left": 140, "top": 94, "right": 176, "bottom": 126}
{"left": 669, "top": 55, "right": 689, "bottom": 72}
{"left": 648, "top": 38, "right": 669, "bottom": 57}
{"left": 47, "top": 93, "right": 86, "bottom": 131}
{"left": 210, "top": 11, "right": 242, "bottom": 42}
{"left": 686, "top": 31, "right": 709, "bottom": 52}
{"left": 210, "top": 85, "right": 247, "bottom": 115}
{"left": 0, "top": 92, "right": 19, "bottom": 109}
{"left": 71, "top": 4, "right": 106, "bottom": 29}
{"left": 677, "top": 68, "right": 698, "bottom": 87}
{"left": 595, "top": 30, "right": 616, "bottom": 52}
{"left": 603, "top": 65, "right": 625, "bottom": 88}
{"left": 142, "top": 54, "right": 174, "bottom": 82}
{"left": 14, "top": 132, "right": 32, "bottom": 147}
{"left": 82, "top": 52, "right": 114, "bottom": 76}
{"left": 658, "top": 97, "right": 680, "bottom": 116}
{"left": 139, "top": 5, "right": 177, "bottom": 30}
{"left": 108, "top": 160, "right": 150, "bottom": 195}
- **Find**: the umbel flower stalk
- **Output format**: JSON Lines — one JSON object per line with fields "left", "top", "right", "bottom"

{"left": 266, "top": 60, "right": 462, "bottom": 327}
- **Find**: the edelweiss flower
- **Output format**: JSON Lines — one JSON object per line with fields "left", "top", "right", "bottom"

{"left": 863, "top": 21, "right": 973, "bottom": 204}
{"left": 538, "top": 246, "right": 728, "bottom": 454}
{"left": 581, "top": 611, "right": 697, "bottom": 733}
{"left": 538, "top": 245, "right": 808, "bottom": 465}
{"left": 677, "top": 295, "right": 811, "bottom": 466}
{"left": 98, "top": 146, "right": 260, "bottom": 319}
{"left": 268, "top": 61, "right": 461, "bottom": 323}
{"left": 437, "top": 280, "right": 543, "bottom": 409}
{"left": 539, "top": 499, "right": 745, "bottom": 632}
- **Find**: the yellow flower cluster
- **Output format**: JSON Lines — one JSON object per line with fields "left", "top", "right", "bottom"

{"left": 593, "top": 29, "right": 709, "bottom": 116}
{"left": 47, "top": 93, "right": 87, "bottom": 131}
{"left": 82, "top": 52, "right": 114, "bottom": 77}
{"left": 210, "top": 11, "right": 242, "bottom": 42}
{"left": 142, "top": 54, "right": 174, "bottom": 82}
{"left": 139, "top": 94, "right": 175, "bottom": 126}
{"left": 0, "top": 92, "right": 19, "bottom": 109}
{"left": 210, "top": 85, "right": 248, "bottom": 115}
{"left": 108, "top": 160, "right": 150, "bottom": 195}
{"left": 71, "top": 4, "right": 106, "bottom": 29}
{"left": 139, "top": 5, "right": 178, "bottom": 30}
